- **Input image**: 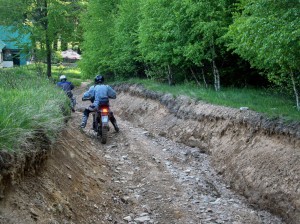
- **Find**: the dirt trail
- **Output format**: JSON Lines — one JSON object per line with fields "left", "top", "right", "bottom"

{"left": 0, "top": 83, "right": 295, "bottom": 223}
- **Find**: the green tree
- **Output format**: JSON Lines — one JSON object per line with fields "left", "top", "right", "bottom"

{"left": 0, "top": 0, "right": 86, "bottom": 78}
{"left": 80, "top": 0, "right": 118, "bottom": 78}
{"left": 225, "top": 0, "right": 300, "bottom": 110}
{"left": 179, "top": 0, "right": 228, "bottom": 91}
{"left": 138, "top": 0, "right": 184, "bottom": 85}
{"left": 111, "top": 0, "right": 141, "bottom": 77}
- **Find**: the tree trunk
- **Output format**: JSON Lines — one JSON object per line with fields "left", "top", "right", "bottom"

{"left": 201, "top": 68, "right": 208, "bottom": 88}
{"left": 290, "top": 71, "right": 300, "bottom": 111}
{"left": 190, "top": 67, "right": 201, "bottom": 86}
{"left": 46, "top": 31, "right": 52, "bottom": 78}
{"left": 212, "top": 59, "right": 220, "bottom": 91}
{"left": 167, "top": 64, "right": 174, "bottom": 86}
{"left": 53, "top": 36, "right": 58, "bottom": 51}
{"left": 210, "top": 37, "right": 220, "bottom": 91}
{"left": 44, "top": 0, "right": 52, "bottom": 78}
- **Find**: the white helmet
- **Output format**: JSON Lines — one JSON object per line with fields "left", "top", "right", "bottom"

{"left": 60, "top": 75, "right": 67, "bottom": 81}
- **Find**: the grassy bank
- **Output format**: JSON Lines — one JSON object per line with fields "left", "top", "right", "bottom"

{"left": 0, "top": 67, "right": 69, "bottom": 151}
{"left": 112, "top": 78, "right": 300, "bottom": 122}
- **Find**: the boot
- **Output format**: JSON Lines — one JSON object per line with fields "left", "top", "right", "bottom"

{"left": 109, "top": 112, "right": 119, "bottom": 132}
{"left": 112, "top": 121, "right": 119, "bottom": 132}
{"left": 92, "top": 114, "right": 97, "bottom": 131}
{"left": 80, "top": 114, "right": 88, "bottom": 128}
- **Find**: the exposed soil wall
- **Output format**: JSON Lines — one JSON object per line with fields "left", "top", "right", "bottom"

{"left": 0, "top": 133, "right": 50, "bottom": 199}
{"left": 113, "top": 84, "right": 300, "bottom": 223}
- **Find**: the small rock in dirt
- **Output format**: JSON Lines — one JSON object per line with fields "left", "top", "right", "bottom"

{"left": 104, "top": 155, "right": 112, "bottom": 159}
{"left": 67, "top": 174, "right": 72, "bottom": 179}
{"left": 65, "top": 165, "right": 71, "bottom": 170}
{"left": 56, "top": 204, "right": 63, "bottom": 213}
{"left": 105, "top": 214, "right": 113, "bottom": 221}
{"left": 142, "top": 204, "right": 151, "bottom": 213}
{"left": 134, "top": 216, "right": 151, "bottom": 223}
{"left": 121, "top": 196, "right": 130, "bottom": 203}
{"left": 184, "top": 169, "right": 191, "bottom": 174}
{"left": 30, "top": 208, "right": 38, "bottom": 217}
{"left": 123, "top": 216, "right": 132, "bottom": 222}
{"left": 210, "top": 198, "right": 221, "bottom": 204}
{"left": 155, "top": 195, "right": 162, "bottom": 200}
{"left": 206, "top": 208, "right": 213, "bottom": 213}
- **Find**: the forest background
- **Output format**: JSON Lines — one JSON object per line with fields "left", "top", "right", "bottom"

{"left": 0, "top": 0, "right": 299, "bottom": 111}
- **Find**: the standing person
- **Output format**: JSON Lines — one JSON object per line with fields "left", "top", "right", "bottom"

{"left": 80, "top": 74, "right": 119, "bottom": 132}
{"left": 56, "top": 75, "right": 76, "bottom": 112}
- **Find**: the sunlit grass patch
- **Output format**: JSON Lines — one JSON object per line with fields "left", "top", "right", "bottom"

{"left": 113, "top": 78, "right": 299, "bottom": 122}
{"left": 52, "top": 64, "right": 85, "bottom": 86}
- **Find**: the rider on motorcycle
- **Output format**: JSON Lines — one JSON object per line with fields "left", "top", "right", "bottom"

{"left": 80, "top": 75, "right": 119, "bottom": 132}
{"left": 56, "top": 75, "right": 76, "bottom": 112}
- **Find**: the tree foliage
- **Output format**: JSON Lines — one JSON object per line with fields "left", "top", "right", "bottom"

{"left": 138, "top": 0, "right": 184, "bottom": 85}
{"left": 81, "top": 0, "right": 237, "bottom": 87}
{"left": 112, "top": 0, "right": 141, "bottom": 77}
{"left": 0, "top": 0, "right": 87, "bottom": 77}
{"left": 2, "top": 0, "right": 299, "bottom": 110}
{"left": 179, "top": 0, "right": 229, "bottom": 90}
{"left": 80, "top": 0, "right": 118, "bottom": 77}
{"left": 225, "top": 0, "right": 300, "bottom": 109}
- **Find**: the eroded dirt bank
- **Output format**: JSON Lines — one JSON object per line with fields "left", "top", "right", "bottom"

{"left": 0, "top": 83, "right": 298, "bottom": 224}
{"left": 113, "top": 84, "right": 300, "bottom": 223}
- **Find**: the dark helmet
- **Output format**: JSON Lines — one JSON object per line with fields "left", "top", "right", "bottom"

{"left": 95, "top": 75, "right": 104, "bottom": 84}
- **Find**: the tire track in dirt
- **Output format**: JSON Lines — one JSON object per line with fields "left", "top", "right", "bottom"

{"left": 95, "top": 115, "right": 283, "bottom": 224}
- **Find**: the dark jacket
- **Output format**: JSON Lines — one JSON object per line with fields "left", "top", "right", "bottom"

{"left": 57, "top": 81, "right": 74, "bottom": 98}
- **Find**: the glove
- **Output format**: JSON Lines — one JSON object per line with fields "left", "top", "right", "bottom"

{"left": 87, "top": 105, "right": 96, "bottom": 111}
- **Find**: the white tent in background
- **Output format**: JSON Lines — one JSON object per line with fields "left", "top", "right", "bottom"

{"left": 61, "top": 49, "right": 81, "bottom": 61}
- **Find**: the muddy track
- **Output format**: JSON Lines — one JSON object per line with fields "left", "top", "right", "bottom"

{"left": 0, "top": 83, "right": 298, "bottom": 223}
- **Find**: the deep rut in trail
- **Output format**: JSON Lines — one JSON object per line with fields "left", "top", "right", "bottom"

{"left": 89, "top": 118, "right": 283, "bottom": 224}
{"left": 0, "top": 83, "right": 293, "bottom": 223}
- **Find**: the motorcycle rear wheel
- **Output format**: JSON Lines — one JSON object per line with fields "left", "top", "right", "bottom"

{"left": 100, "top": 126, "right": 108, "bottom": 144}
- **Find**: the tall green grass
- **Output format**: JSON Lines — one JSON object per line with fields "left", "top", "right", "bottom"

{"left": 112, "top": 78, "right": 299, "bottom": 122}
{"left": 0, "top": 68, "right": 69, "bottom": 151}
